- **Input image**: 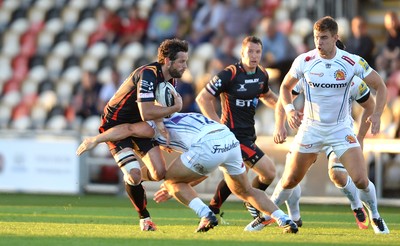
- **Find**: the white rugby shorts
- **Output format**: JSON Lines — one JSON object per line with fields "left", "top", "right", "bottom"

{"left": 180, "top": 128, "right": 246, "bottom": 176}
{"left": 291, "top": 121, "right": 360, "bottom": 159}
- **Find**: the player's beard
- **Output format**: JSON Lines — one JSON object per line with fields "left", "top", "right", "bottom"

{"left": 169, "top": 67, "right": 184, "bottom": 78}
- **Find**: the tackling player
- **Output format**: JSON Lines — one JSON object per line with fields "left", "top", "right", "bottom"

{"left": 76, "top": 112, "right": 299, "bottom": 233}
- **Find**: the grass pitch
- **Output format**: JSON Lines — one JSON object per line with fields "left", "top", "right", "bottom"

{"left": 0, "top": 193, "right": 398, "bottom": 246}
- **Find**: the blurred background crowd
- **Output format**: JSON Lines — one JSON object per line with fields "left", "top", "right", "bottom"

{"left": 0, "top": 0, "right": 399, "bottom": 193}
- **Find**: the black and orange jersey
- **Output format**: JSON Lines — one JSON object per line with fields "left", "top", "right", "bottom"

{"left": 100, "top": 62, "right": 176, "bottom": 130}
{"left": 205, "top": 62, "right": 270, "bottom": 141}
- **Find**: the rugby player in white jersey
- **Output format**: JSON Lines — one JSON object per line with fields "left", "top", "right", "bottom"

{"left": 76, "top": 112, "right": 298, "bottom": 233}
{"left": 246, "top": 16, "right": 389, "bottom": 234}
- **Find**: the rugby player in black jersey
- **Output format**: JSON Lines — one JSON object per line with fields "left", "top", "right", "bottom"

{"left": 98, "top": 38, "right": 185, "bottom": 231}
{"left": 196, "top": 36, "right": 279, "bottom": 221}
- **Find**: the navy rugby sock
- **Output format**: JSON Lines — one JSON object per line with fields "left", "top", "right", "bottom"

{"left": 125, "top": 182, "right": 150, "bottom": 219}
{"left": 208, "top": 179, "right": 232, "bottom": 214}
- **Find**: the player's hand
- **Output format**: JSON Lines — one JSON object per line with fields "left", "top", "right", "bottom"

{"left": 155, "top": 121, "right": 170, "bottom": 145}
{"left": 160, "top": 145, "right": 174, "bottom": 153}
{"left": 153, "top": 183, "right": 172, "bottom": 203}
{"left": 171, "top": 91, "right": 183, "bottom": 112}
{"left": 367, "top": 113, "right": 381, "bottom": 135}
{"left": 286, "top": 110, "right": 303, "bottom": 130}
{"left": 273, "top": 124, "right": 287, "bottom": 144}
{"left": 76, "top": 137, "right": 98, "bottom": 156}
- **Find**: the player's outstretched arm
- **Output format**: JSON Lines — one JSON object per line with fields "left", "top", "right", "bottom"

{"left": 76, "top": 122, "right": 155, "bottom": 156}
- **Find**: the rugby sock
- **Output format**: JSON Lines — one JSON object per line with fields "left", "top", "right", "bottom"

{"left": 125, "top": 182, "right": 150, "bottom": 219}
{"left": 271, "top": 179, "right": 294, "bottom": 206}
{"left": 270, "top": 209, "right": 289, "bottom": 227}
{"left": 189, "top": 197, "right": 212, "bottom": 218}
{"left": 359, "top": 181, "right": 380, "bottom": 219}
{"left": 337, "top": 176, "right": 362, "bottom": 210}
{"left": 285, "top": 184, "right": 301, "bottom": 221}
{"left": 252, "top": 177, "right": 270, "bottom": 191}
{"left": 208, "top": 179, "right": 232, "bottom": 214}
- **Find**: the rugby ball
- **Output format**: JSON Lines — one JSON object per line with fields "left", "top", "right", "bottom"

{"left": 155, "top": 81, "right": 176, "bottom": 107}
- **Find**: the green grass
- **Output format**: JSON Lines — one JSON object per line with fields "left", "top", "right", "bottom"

{"left": 0, "top": 193, "right": 398, "bottom": 246}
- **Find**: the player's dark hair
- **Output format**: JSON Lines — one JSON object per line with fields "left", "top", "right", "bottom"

{"left": 157, "top": 38, "right": 189, "bottom": 64}
{"left": 336, "top": 39, "right": 346, "bottom": 50}
{"left": 242, "top": 36, "right": 263, "bottom": 49}
{"left": 314, "top": 16, "right": 338, "bottom": 35}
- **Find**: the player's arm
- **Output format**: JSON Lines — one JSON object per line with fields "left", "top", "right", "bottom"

{"left": 362, "top": 70, "right": 387, "bottom": 135}
{"left": 139, "top": 91, "right": 182, "bottom": 121}
{"left": 356, "top": 95, "right": 375, "bottom": 148}
{"left": 259, "top": 89, "right": 278, "bottom": 109}
{"left": 196, "top": 87, "right": 221, "bottom": 122}
{"left": 279, "top": 73, "right": 302, "bottom": 129}
{"left": 273, "top": 92, "right": 298, "bottom": 144}
{"left": 76, "top": 122, "right": 154, "bottom": 156}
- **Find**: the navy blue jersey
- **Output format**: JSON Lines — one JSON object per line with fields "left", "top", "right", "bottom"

{"left": 205, "top": 62, "right": 270, "bottom": 141}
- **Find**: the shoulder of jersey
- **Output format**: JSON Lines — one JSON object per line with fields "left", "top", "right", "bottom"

{"left": 155, "top": 82, "right": 176, "bottom": 107}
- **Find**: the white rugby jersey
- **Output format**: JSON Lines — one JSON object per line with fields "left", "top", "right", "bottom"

{"left": 293, "top": 76, "right": 370, "bottom": 117}
{"left": 150, "top": 113, "right": 227, "bottom": 152}
{"left": 289, "top": 48, "right": 373, "bottom": 125}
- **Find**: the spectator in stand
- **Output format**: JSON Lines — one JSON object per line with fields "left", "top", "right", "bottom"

{"left": 385, "top": 54, "right": 400, "bottom": 104}
{"left": 375, "top": 11, "right": 400, "bottom": 79}
{"left": 214, "top": 36, "right": 239, "bottom": 68}
{"left": 89, "top": 6, "right": 123, "bottom": 46}
{"left": 259, "top": 17, "right": 297, "bottom": 84}
{"left": 98, "top": 66, "right": 121, "bottom": 113}
{"left": 346, "top": 16, "right": 375, "bottom": 68}
{"left": 190, "top": 0, "right": 227, "bottom": 46}
{"left": 218, "top": 0, "right": 261, "bottom": 38}
{"left": 146, "top": 0, "right": 180, "bottom": 45}
{"left": 72, "top": 71, "right": 103, "bottom": 120}
{"left": 119, "top": 4, "right": 148, "bottom": 46}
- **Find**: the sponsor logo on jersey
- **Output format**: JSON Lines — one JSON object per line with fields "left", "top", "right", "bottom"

{"left": 193, "top": 163, "right": 207, "bottom": 175}
{"left": 305, "top": 55, "right": 315, "bottom": 62}
{"left": 299, "top": 143, "right": 313, "bottom": 149}
{"left": 334, "top": 69, "right": 346, "bottom": 80}
{"left": 358, "top": 57, "right": 370, "bottom": 71}
{"left": 139, "top": 92, "right": 154, "bottom": 99}
{"left": 140, "top": 80, "right": 154, "bottom": 91}
{"left": 211, "top": 76, "right": 222, "bottom": 88}
{"left": 237, "top": 84, "right": 247, "bottom": 92}
{"left": 358, "top": 82, "right": 368, "bottom": 94}
{"left": 307, "top": 81, "right": 348, "bottom": 88}
{"left": 244, "top": 78, "right": 260, "bottom": 84}
{"left": 325, "top": 63, "right": 331, "bottom": 69}
{"left": 345, "top": 135, "right": 357, "bottom": 144}
{"left": 310, "top": 72, "right": 324, "bottom": 77}
{"left": 211, "top": 140, "right": 239, "bottom": 154}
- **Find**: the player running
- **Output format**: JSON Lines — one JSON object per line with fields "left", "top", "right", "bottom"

{"left": 247, "top": 16, "right": 389, "bottom": 234}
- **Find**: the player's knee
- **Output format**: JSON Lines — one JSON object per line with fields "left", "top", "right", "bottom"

{"left": 149, "top": 167, "right": 166, "bottom": 181}
{"left": 124, "top": 168, "right": 141, "bottom": 185}
{"left": 329, "top": 168, "right": 348, "bottom": 188}
{"left": 281, "top": 176, "right": 300, "bottom": 189}
{"left": 352, "top": 176, "right": 369, "bottom": 189}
